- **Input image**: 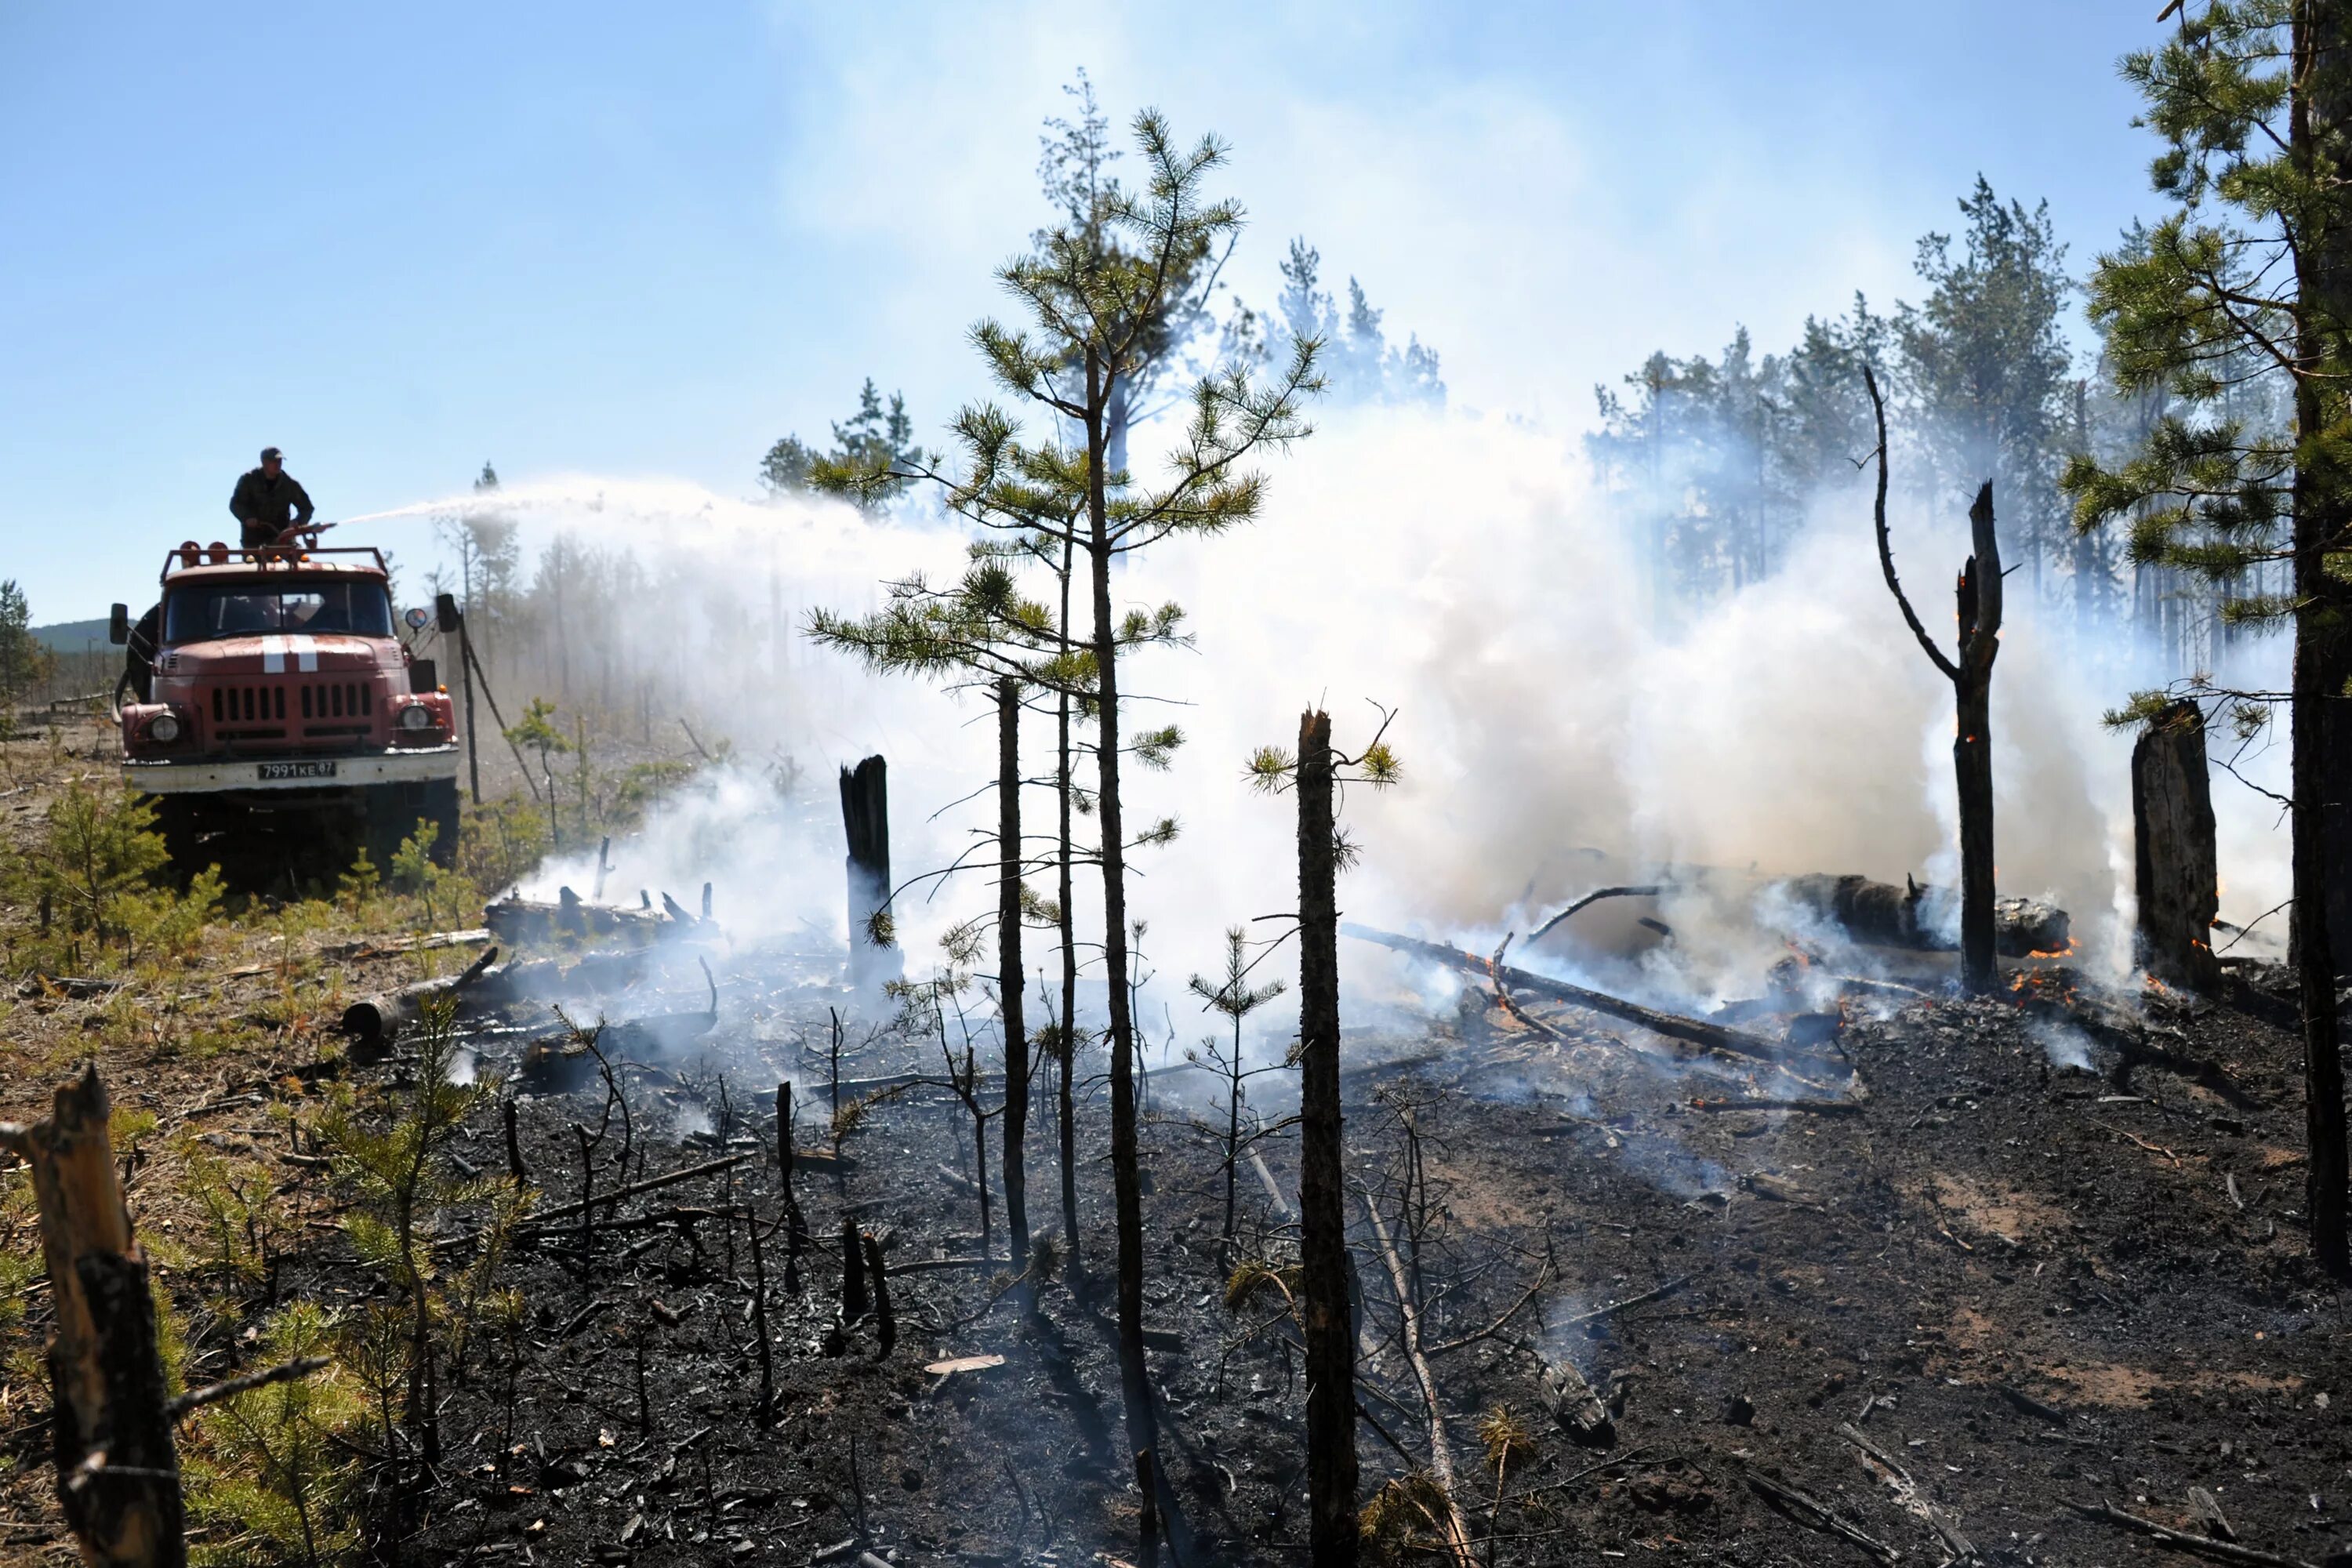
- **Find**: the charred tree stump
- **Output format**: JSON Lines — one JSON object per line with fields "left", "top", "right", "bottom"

{"left": 839, "top": 755, "right": 899, "bottom": 988}
{"left": 503, "top": 1098, "right": 528, "bottom": 1185}
{"left": 1867, "top": 368, "right": 2003, "bottom": 994}
{"left": 840, "top": 1219, "right": 868, "bottom": 1320}
{"left": 2133, "top": 701, "right": 2223, "bottom": 991}
{"left": 996, "top": 678, "right": 1029, "bottom": 1283}
{"left": 1295, "top": 710, "right": 1360, "bottom": 1565}
{"left": 0, "top": 1066, "right": 185, "bottom": 1567}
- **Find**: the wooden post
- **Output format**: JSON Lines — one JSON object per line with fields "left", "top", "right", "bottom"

{"left": 2, "top": 1066, "right": 185, "bottom": 1566}
{"left": 839, "top": 755, "right": 898, "bottom": 987}
{"left": 1294, "top": 710, "right": 1359, "bottom": 1565}
{"left": 2133, "top": 701, "right": 2223, "bottom": 990}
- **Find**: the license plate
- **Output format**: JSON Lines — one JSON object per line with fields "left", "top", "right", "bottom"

{"left": 258, "top": 760, "right": 337, "bottom": 781}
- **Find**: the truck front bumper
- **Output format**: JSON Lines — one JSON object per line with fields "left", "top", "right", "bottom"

{"left": 124, "top": 746, "right": 461, "bottom": 794}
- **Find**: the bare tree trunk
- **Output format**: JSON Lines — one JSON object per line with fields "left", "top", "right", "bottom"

{"left": 1295, "top": 709, "right": 1359, "bottom": 1566}
{"left": 997, "top": 679, "right": 1029, "bottom": 1279}
{"left": 2294, "top": 0, "right": 2351, "bottom": 1276}
{"left": 1083, "top": 349, "right": 1152, "bottom": 1456}
{"left": 3, "top": 1067, "right": 185, "bottom": 1567}
{"left": 1868, "top": 372, "right": 2002, "bottom": 996}
{"left": 1057, "top": 537, "right": 1082, "bottom": 1272}
{"left": 2133, "top": 701, "right": 2223, "bottom": 991}
{"left": 1955, "top": 545, "right": 1998, "bottom": 996}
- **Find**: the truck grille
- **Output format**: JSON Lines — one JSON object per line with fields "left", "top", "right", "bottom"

{"left": 210, "top": 686, "right": 287, "bottom": 724}
{"left": 298, "top": 683, "right": 373, "bottom": 720}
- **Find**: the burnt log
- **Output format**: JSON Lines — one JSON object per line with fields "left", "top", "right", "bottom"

{"left": 1540, "top": 1357, "right": 1616, "bottom": 1448}
{"left": 2133, "top": 701, "right": 2223, "bottom": 990}
{"left": 339, "top": 945, "right": 502, "bottom": 1055}
{"left": 1770, "top": 874, "right": 2068, "bottom": 958}
{"left": 1343, "top": 924, "right": 1787, "bottom": 1062}
{"left": 0, "top": 1068, "right": 185, "bottom": 1566}
{"left": 483, "top": 895, "right": 668, "bottom": 946}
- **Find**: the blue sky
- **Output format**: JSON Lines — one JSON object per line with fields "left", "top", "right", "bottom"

{"left": 3, "top": 1, "right": 2162, "bottom": 619}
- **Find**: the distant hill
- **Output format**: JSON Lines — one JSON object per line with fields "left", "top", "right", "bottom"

{"left": 31, "top": 619, "right": 113, "bottom": 652}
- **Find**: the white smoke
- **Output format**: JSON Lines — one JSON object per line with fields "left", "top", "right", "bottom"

{"left": 379, "top": 401, "right": 2293, "bottom": 1037}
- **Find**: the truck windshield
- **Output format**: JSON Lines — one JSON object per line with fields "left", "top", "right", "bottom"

{"left": 165, "top": 581, "right": 395, "bottom": 641}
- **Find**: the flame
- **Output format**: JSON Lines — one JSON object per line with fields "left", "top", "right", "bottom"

{"left": 2026, "top": 938, "right": 2081, "bottom": 960}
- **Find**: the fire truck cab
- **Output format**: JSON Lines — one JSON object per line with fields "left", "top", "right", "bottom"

{"left": 113, "top": 539, "right": 460, "bottom": 875}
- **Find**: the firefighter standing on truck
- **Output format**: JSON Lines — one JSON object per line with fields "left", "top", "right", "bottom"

{"left": 230, "top": 446, "right": 314, "bottom": 550}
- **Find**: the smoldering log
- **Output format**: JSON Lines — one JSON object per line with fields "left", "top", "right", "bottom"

{"left": 484, "top": 894, "right": 672, "bottom": 946}
{"left": 1343, "top": 924, "right": 1788, "bottom": 1061}
{"left": 339, "top": 945, "right": 503, "bottom": 1055}
{"left": 1540, "top": 1358, "right": 1616, "bottom": 1447}
{"left": 2133, "top": 701, "right": 2223, "bottom": 990}
{"left": 1769, "top": 873, "right": 2070, "bottom": 958}
{"left": 840, "top": 754, "right": 900, "bottom": 987}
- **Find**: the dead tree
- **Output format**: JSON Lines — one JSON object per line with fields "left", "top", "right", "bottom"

{"left": 2132, "top": 700, "right": 2222, "bottom": 990}
{"left": 0, "top": 1066, "right": 185, "bottom": 1566}
{"left": 840, "top": 754, "right": 897, "bottom": 987}
{"left": 1866, "top": 368, "right": 2002, "bottom": 993}
{"left": 996, "top": 677, "right": 1029, "bottom": 1279}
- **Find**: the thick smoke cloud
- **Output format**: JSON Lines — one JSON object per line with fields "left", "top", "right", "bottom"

{"left": 382, "top": 400, "right": 2292, "bottom": 1042}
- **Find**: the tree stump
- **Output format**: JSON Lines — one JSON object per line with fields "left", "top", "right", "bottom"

{"left": 2, "top": 1065, "right": 185, "bottom": 1566}
{"left": 839, "top": 755, "right": 900, "bottom": 987}
{"left": 2133, "top": 700, "right": 2222, "bottom": 990}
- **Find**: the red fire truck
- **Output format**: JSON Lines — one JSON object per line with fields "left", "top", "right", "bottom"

{"left": 111, "top": 535, "right": 460, "bottom": 875}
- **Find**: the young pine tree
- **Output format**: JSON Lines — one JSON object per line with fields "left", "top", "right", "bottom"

{"left": 820, "top": 110, "right": 1322, "bottom": 1457}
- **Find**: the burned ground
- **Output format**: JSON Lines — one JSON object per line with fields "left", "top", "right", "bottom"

{"left": 2, "top": 727, "right": 2349, "bottom": 1567}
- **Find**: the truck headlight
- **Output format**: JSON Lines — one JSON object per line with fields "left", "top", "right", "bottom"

{"left": 398, "top": 704, "right": 434, "bottom": 731}
{"left": 147, "top": 713, "right": 181, "bottom": 743}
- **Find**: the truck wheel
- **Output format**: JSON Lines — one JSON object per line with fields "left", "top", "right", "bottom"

{"left": 423, "top": 779, "right": 460, "bottom": 869}
{"left": 147, "top": 796, "right": 204, "bottom": 876}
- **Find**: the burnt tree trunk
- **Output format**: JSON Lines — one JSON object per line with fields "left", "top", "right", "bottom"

{"left": 839, "top": 755, "right": 898, "bottom": 988}
{"left": 2293, "top": 0, "right": 2351, "bottom": 1276}
{"left": 1295, "top": 709, "right": 1360, "bottom": 1565}
{"left": 1867, "top": 368, "right": 2002, "bottom": 996}
{"left": 2132, "top": 701, "right": 2223, "bottom": 992}
{"left": 5, "top": 1066, "right": 185, "bottom": 1566}
{"left": 1084, "top": 345, "right": 1152, "bottom": 1457}
{"left": 997, "top": 678, "right": 1029, "bottom": 1279}
{"left": 1953, "top": 500, "right": 2002, "bottom": 996}
{"left": 1056, "top": 537, "right": 1083, "bottom": 1272}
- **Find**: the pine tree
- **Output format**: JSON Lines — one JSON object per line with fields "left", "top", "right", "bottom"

{"left": 823, "top": 108, "right": 1322, "bottom": 1460}
{"left": 1896, "top": 177, "right": 2076, "bottom": 597}
{"left": 2062, "top": 0, "right": 2352, "bottom": 1273}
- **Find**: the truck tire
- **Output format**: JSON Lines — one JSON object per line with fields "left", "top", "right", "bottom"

{"left": 147, "top": 795, "right": 205, "bottom": 877}
{"left": 423, "top": 778, "right": 460, "bottom": 869}
{"left": 363, "top": 780, "right": 462, "bottom": 870}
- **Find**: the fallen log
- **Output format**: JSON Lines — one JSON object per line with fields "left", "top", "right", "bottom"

{"left": 1344, "top": 925, "right": 1785, "bottom": 1062}
{"left": 1771, "top": 873, "right": 2071, "bottom": 957}
{"left": 2062, "top": 1499, "right": 2317, "bottom": 1568}
{"left": 339, "top": 946, "right": 502, "bottom": 1055}
{"left": 485, "top": 894, "right": 670, "bottom": 946}
{"left": 1363, "top": 1193, "right": 1477, "bottom": 1566}
{"left": 316, "top": 927, "right": 492, "bottom": 961}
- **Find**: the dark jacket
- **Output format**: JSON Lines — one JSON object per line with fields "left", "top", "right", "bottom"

{"left": 230, "top": 467, "right": 315, "bottom": 546}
